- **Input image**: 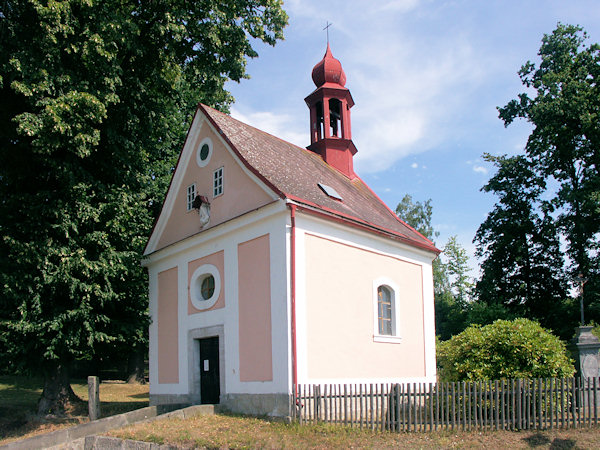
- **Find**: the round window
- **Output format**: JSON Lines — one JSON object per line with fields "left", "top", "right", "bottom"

{"left": 196, "top": 138, "right": 213, "bottom": 167}
{"left": 199, "top": 143, "right": 210, "bottom": 161}
{"left": 190, "top": 264, "right": 221, "bottom": 310}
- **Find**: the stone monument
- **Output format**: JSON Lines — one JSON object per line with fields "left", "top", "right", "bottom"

{"left": 572, "top": 326, "right": 600, "bottom": 411}
{"left": 573, "top": 326, "right": 600, "bottom": 378}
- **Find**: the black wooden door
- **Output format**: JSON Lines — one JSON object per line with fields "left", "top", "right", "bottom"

{"left": 199, "top": 337, "right": 220, "bottom": 404}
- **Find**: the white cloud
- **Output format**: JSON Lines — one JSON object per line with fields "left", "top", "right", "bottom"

{"left": 231, "top": 0, "right": 522, "bottom": 174}
{"left": 230, "top": 108, "right": 307, "bottom": 149}
{"left": 411, "top": 162, "right": 419, "bottom": 169}
{"left": 335, "top": 13, "right": 491, "bottom": 172}
{"left": 374, "top": 0, "right": 421, "bottom": 13}
{"left": 473, "top": 165, "right": 488, "bottom": 175}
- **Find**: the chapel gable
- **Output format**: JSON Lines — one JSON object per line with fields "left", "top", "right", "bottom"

{"left": 147, "top": 110, "right": 276, "bottom": 253}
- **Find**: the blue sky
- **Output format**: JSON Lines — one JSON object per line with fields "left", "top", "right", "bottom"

{"left": 225, "top": 0, "right": 600, "bottom": 275}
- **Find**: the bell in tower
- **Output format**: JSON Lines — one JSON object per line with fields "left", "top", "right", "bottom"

{"left": 305, "top": 44, "right": 358, "bottom": 179}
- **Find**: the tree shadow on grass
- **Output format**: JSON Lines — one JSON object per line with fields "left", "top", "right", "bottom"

{"left": 0, "top": 400, "right": 148, "bottom": 444}
{"left": 523, "top": 433, "right": 551, "bottom": 447}
{"left": 129, "top": 392, "right": 149, "bottom": 399}
{"left": 549, "top": 438, "right": 577, "bottom": 450}
{"left": 522, "top": 432, "right": 576, "bottom": 449}
{"left": 100, "top": 401, "right": 149, "bottom": 417}
{"left": 0, "top": 406, "right": 85, "bottom": 445}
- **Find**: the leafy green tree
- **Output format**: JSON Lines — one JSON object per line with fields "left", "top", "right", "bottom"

{"left": 395, "top": 194, "right": 437, "bottom": 242}
{"left": 443, "top": 236, "right": 473, "bottom": 307}
{"left": 474, "top": 154, "right": 570, "bottom": 336}
{"left": 0, "top": 0, "right": 287, "bottom": 414}
{"left": 437, "top": 318, "right": 575, "bottom": 381}
{"left": 498, "top": 23, "right": 600, "bottom": 318}
{"left": 395, "top": 194, "right": 448, "bottom": 294}
{"left": 431, "top": 236, "right": 475, "bottom": 340}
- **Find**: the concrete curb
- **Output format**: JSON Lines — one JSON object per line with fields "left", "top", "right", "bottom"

{"left": 84, "top": 436, "right": 182, "bottom": 449}
{"left": 1, "top": 404, "right": 215, "bottom": 450}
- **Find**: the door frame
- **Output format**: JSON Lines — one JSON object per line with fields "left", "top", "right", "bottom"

{"left": 188, "top": 325, "right": 225, "bottom": 404}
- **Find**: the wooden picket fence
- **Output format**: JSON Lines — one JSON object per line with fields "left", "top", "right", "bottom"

{"left": 294, "top": 378, "right": 600, "bottom": 431}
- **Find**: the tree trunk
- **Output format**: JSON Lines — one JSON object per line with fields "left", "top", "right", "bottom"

{"left": 126, "top": 346, "right": 146, "bottom": 384}
{"left": 37, "top": 364, "right": 81, "bottom": 416}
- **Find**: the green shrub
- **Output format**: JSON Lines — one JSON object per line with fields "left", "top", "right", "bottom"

{"left": 437, "top": 318, "right": 575, "bottom": 381}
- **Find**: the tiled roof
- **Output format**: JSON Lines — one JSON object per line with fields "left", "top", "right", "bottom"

{"left": 200, "top": 104, "right": 439, "bottom": 254}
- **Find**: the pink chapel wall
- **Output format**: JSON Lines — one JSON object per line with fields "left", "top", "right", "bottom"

{"left": 238, "top": 234, "right": 273, "bottom": 382}
{"left": 156, "top": 121, "right": 273, "bottom": 250}
{"left": 187, "top": 250, "right": 225, "bottom": 314}
{"left": 304, "top": 234, "right": 426, "bottom": 379}
{"left": 157, "top": 267, "right": 179, "bottom": 384}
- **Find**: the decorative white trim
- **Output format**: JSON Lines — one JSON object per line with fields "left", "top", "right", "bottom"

{"left": 421, "top": 263, "right": 437, "bottom": 379}
{"left": 189, "top": 264, "right": 221, "bottom": 310}
{"left": 298, "top": 376, "right": 437, "bottom": 386}
{"left": 372, "top": 277, "right": 401, "bottom": 342}
{"left": 143, "top": 200, "right": 286, "bottom": 265}
{"left": 196, "top": 137, "right": 213, "bottom": 167}
{"left": 287, "top": 202, "right": 437, "bottom": 263}
{"left": 373, "top": 335, "right": 403, "bottom": 344}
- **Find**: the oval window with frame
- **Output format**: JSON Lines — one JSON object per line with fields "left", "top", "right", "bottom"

{"left": 199, "top": 143, "right": 210, "bottom": 161}
{"left": 190, "top": 264, "right": 221, "bottom": 310}
{"left": 196, "top": 137, "right": 213, "bottom": 168}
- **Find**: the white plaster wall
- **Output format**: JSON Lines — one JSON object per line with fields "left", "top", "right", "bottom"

{"left": 292, "top": 211, "right": 437, "bottom": 386}
{"left": 146, "top": 201, "right": 291, "bottom": 398}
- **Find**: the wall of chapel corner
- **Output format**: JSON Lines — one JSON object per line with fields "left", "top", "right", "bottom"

{"left": 155, "top": 121, "right": 272, "bottom": 251}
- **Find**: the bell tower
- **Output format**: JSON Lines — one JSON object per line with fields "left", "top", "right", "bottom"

{"left": 305, "top": 44, "right": 357, "bottom": 179}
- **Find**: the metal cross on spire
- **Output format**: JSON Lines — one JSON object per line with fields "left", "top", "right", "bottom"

{"left": 323, "top": 21, "right": 332, "bottom": 44}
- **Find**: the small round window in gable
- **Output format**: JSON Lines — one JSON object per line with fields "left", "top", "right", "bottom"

{"left": 196, "top": 137, "right": 213, "bottom": 167}
{"left": 190, "top": 264, "right": 221, "bottom": 310}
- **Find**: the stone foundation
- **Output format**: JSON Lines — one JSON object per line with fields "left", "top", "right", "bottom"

{"left": 150, "top": 393, "right": 292, "bottom": 418}
{"left": 221, "top": 393, "right": 292, "bottom": 417}
{"left": 149, "top": 393, "right": 197, "bottom": 406}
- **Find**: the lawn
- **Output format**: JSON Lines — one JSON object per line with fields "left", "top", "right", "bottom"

{"left": 0, "top": 375, "right": 149, "bottom": 445}
{"left": 2, "top": 376, "right": 600, "bottom": 448}
{"left": 109, "top": 412, "right": 600, "bottom": 449}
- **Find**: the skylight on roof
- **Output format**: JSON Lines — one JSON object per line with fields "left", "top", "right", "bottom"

{"left": 318, "top": 183, "right": 343, "bottom": 201}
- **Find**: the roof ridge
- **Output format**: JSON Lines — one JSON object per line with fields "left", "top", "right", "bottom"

{"left": 199, "top": 103, "right": 439, "bottom": 255}
{"left": 200, "top": 103, "right": 361, "bottom": 184}
{"left": 201, "top": 103, "right": 309, "bottom": 152}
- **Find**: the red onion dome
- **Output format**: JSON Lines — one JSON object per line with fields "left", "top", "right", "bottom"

{"left": 311, "top": 44, "right": 347, "bottom": 87}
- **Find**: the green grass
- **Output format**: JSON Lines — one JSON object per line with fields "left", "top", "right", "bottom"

{"left": 0, "top": 375, "right": 148, "bottom": 444}
{"left": 3, "top": 377, "right": 600, "bottom": 448}
{"left": 109, "top": 412, "right": 600, "bottom": 449}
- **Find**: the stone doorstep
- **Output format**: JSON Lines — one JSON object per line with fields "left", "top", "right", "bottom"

{"left": 1, "top": 404, "right": 216, "bottom": 450}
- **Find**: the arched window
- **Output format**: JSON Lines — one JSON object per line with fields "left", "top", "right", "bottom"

{"left": 328, "top": 99, "right": 342, "bottom": 137}
{"left": 373, "top": 279, "right": 401, "bottom": 343}
{"left": 315, "top": 101, "right": 324, "bottom": 139}
{"left": 377, "top": 286, "right": 393, "bottom": 335}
